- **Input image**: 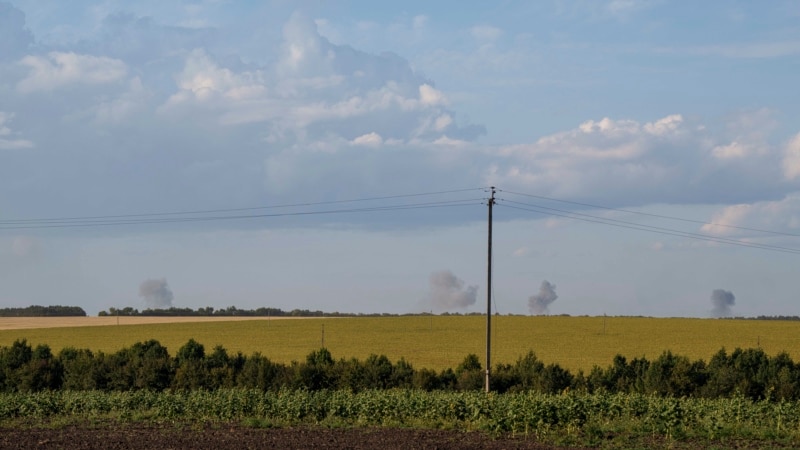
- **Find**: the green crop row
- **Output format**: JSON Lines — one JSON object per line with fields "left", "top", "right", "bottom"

{"left": 1, "top": 389, "right": 799, "bottom": 447}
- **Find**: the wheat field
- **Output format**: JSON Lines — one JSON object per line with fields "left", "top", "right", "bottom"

{"left": 1, "top": 315, "right": 799, "bottom": 372}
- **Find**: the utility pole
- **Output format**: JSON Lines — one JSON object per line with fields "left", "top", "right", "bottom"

{"left": 485, "top": 186, "right": 495, "bottom": 393}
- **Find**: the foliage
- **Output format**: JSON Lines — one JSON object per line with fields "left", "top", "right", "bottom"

{"left": 0, "top": 389, "right": 799, "bottom": 447}
{"left": 2, "top": 339, "right": 800, "bottom": 402}
{"left": 0, "top": 306, "right": 86, "bottom": 317}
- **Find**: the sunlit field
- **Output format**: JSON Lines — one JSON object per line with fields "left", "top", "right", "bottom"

{"left": 1, "top": 315, "right": 799, "bottom": 373}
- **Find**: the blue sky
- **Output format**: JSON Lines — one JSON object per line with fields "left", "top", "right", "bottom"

{"left": 1, "top": 1, "right": 799, "bottom": 317}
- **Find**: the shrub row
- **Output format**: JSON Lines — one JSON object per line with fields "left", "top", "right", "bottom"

{"left": 1, "top": 339, "right": 799, "bottom": 400}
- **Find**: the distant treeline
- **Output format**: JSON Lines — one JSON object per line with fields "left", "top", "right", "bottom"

{"left": 734, "top": 316, "right": 800, "bottom": 321}
{"left": 1, "top": 339, "right": 799, "bottom": 401}
{"left": 96, "top": 307, "right": 800, "bottom": 321}
{"left": 0, "top": 305, "right": 86, "bottom": 317}
{"left": 97, "top": 306, "right": 486, "bottom": 317}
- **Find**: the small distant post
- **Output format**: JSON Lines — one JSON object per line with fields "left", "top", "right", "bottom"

{"left": 321, "top": 323, "right": 325, "bottom": 348}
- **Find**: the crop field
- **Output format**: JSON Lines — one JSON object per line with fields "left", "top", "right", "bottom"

{"left": 1, "top": 315, "right": 799, "bottom": 372}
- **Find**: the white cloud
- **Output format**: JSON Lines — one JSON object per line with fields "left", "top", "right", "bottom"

{"left": 17, "top": 52, "right": 128, "bottom": 93}
{"left": 486, "top": 113, "right": 789, "bottom": 205}
{"left": 643, "top": 114, "right": 683, "bottom": 136}
{"left": 419, "top": 84, "right": 446, "bottom": 106}
{"left": 93, "top": 77, "right": 149, "bottom": 123}
{"left": 712, "top": 141, "right": 749, "bottom": 159}
{"left": 702, "top": 194, "right": 800, "bottom": 237}
{"left": 513, "top": 246, "right": 530, "bottom": 257}
{"left": 153, "top": 17, "right": 483, "bottom": 150}
{"left": 434, "top": 114, "right": 453, "bottom": 131}
{"left": 783, "top": 133, "right": 800, "bottom": 180}
{"left": 352, "top": 132, "right": 383, "bottom": 147}
{"left": 0, "top": 112, "right": 33, "bottom": 150}
{"left": 161, "top": 48, "right": 268, "bottom": 116}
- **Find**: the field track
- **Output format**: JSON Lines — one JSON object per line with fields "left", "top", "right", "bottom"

{"left": 0, "top": 316, "right": 307, "bottom": 331}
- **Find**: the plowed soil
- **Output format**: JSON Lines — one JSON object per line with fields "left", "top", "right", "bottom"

{"left": 0, "top": 425, "right": 584, "bottom": 449}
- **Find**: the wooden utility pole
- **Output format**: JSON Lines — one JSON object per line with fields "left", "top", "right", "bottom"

{"left": 485, "top": 187, "right": 496, "bottom": 393}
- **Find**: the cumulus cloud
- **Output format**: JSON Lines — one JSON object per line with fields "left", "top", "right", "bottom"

{"left": 0, "top": 6, "right": 797, "bottom": 235}
{"left": 701, "top": 194, "right": 800, "bottom": 237}
{"left": 427, "top": 270, "right": 478, "bottom": 311}
{"left": 351, "top": 132, "right": 383, "bottom": 147}
{"left": 710, "top": 289, "right": 735, "bottom": 317}
{"left": 17, "top": 52, "right": 128, "bottom": 93}
{"left": 488, "top": 113, "right": 790, "bottom": 207}
{"left": 529, "top": 280, "right": 558, "bottom": 315}
{"left": 0, "top": 112, "right": 33, "bottom": 150}
{"left": 139, "top": 278, "right": 174, "bottom": 309}
{"left": 161, "top": 48, "right": 266, "bottom": 110}
{"left": 783, "top": 133, "right": 800, "bottom": 180}
{"left": 157, "top": 14, "right": 482, "bottom": 148}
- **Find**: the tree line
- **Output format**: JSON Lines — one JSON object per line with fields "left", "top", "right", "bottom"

{"left": 0, "top": 305, "right": 86, "bottom": 317}
{"left": 97, "top": 306, "right": 488, "bottom": 317}
{"left": 1, "top": 339, "right": 799, "bottom": 400}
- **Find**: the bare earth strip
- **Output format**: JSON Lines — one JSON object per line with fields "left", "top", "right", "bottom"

{"left": 0, "top": 425, "right": 580, "bottom": 450}
{"left": 0, "top": 316, "right": 304, "bottom": 331}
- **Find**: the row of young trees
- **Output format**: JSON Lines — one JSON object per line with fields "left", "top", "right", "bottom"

{"left": 0, "top": 339, "right": 798, "bottom": 400}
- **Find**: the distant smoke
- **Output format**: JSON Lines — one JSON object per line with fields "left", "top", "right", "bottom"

{"left": 139, "top": 278, "right": 174, "bottom": 309}
{"left": 711, "top": 289, "right": 735, "bottom": 317}
{"left": 428, "top": 270, "right": 478, "bottom": 311}
{"left": 529, "top": 280, "right": 558, "bottom": 315}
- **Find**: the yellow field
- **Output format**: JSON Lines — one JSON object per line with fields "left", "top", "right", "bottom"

{"left": 1, "top": 315, "right": 799, "bottom": 373}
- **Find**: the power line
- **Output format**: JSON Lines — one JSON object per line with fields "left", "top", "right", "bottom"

{"left": 0, "top": 187, "right": 487, "bottom": 225}
{"left": 500, "top": 189, "right": 800, "bottom": 238}
{"left": 0, "top": 198, "right": 485, "bottom": 230}
{"left": 499, "top": 201, "right": 800, "bottom": 255}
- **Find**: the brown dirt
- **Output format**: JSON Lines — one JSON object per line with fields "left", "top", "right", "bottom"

{"left": 0, "top": 424, "right": 585, "bottom": 449}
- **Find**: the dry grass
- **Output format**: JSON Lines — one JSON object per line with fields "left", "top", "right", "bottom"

{"left": 1, "top": 315, "right": 799, "bottom": 372}
{"left": 0, "top": 316, "right": 306, "bottom": 331}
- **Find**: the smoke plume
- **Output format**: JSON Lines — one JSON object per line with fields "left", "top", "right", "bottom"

{"left": 428, "top": 270, "right": 478, "bottom": 311}
{"left": 529, "top": 280, "right": 558, "bottom": 315}
{"left": 710, "top": 289, "right": 735, "bottom": 317}
{"left": 139, "top": 278, "right": 174, "bottom": 309}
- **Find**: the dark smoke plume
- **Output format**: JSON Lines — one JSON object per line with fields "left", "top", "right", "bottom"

{"left": 139, "top": 278, "right": 174, "bottom": 309}
{"left": 710, "top": 289, "right": 735, "bottom": 317}
{"left": 428, "top": 270, "right": 478, "bottom": 311}
{"left": 529, "top": 280, "right": 558, "bottom": 315}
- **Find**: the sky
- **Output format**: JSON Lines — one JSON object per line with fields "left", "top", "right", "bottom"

{"left": 1, "top": 0, "right": 799, "bottom": 317}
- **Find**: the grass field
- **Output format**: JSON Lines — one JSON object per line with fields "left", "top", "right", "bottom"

{"left": 1, "top": 315, "right": 799, "bottom": 373}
